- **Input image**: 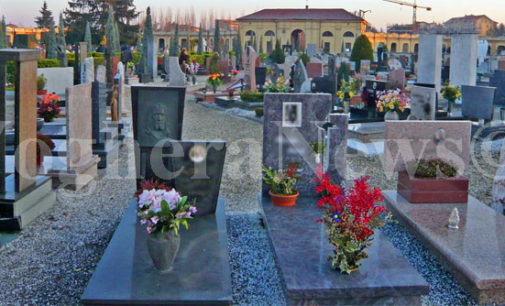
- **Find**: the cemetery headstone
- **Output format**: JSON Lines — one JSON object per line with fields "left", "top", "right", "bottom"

{"left": 0, "top": 49, "right": 55, "bottom": 230}
{"left": 255, "top": 67, "right": 267, "bottom": 90}
{"left": 131, "top": 85, "right": 186, "bottom": 147}
{"left": 461, "top": 85, "right": 496, "bottom": 121}
{"left": 96, "top": 65, "right": 106, "bottom": 83}
{"left": 409, "top": 84, "right": 436, "bottom": 120}
{"left": 92, "top": 82, "right": 107, "bottom": 144}
{"left": 489, "top": 70, "right": 505, "bottom": 105}
{"left": 293, "top": 60, "right": 311, "bottom": 93}
{"left": 306, "top": 44, "right": 317, "bottom": 57}
{"left": 244, "top": 46, "right": 256, "bottom": 90}
{"left": 81, "top": 57, "right": 94, "bottom": 84}
{"left": 384, "top": 121, "right": 472, "bottom": 174}
{"left": 327, "top": 113, "right": 348, "bottom": 184}
{"left": 306, "top": 62, "right": 323, "bottom": 78}
{"left": 450, "top": 34, "right": 478, "bottom": 86}
{"left": 389, "top": 68, "right": 406, "bottom": 90}
{"left": 37, "top": 67, "right": 74, "bottom": 96}
{"left": 417, "top": 34, "right": 442, "bottom": 92}
{"left": 262, "top": 93, "right": 333, "bottom": 195}
{"left": 360, "top": 60, "right": 371, "bottom": 75}
{"left": 168, "top": 57, "right": 185, "bottom": 86}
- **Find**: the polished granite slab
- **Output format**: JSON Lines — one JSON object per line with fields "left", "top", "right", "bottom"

{"left": 348, "top": 122, "right": 385, "bottom": 143}
{"left": 383, "top": 191, "right": 505, "bottom": 304}
{"left": 6, "top": 139, "right": 66, "bottom": 156}
{"left": 81, "top": 198, "right": 232, "bottom": 305}
{"left": 261, "top": 196, "right": 429, "bottom": 304}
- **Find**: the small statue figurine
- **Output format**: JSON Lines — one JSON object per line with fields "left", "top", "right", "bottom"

{"left": 448, "top": 207, "right": 460, "bottom": 229}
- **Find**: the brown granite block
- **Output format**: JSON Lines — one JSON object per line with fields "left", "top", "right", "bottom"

{"left": 397, "top": 171, "right": 469, "bottom": 203}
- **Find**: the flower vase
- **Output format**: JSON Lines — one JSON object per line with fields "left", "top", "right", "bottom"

{"left": 192, "top": 75, "right": 196, "bottom": 85}
{"left": 343, "top": 100, "right": 350, "bottom": 113}
{"left": 315, "top": 153, "right": 322, "bottom": 164}
{"left": 212, "top": 86, "right": 217, "bottom": 94}
{"left": 146, "top": 231, "right": 181, "bottom": 272}
{"left": 447, "top": 99, "right": 455, "bottom": 114}
{"left": 384, "top": 111, "right": 399, "bottom": 121}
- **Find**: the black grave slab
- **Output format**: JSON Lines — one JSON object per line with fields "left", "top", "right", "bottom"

{"left": 261, "top": 196, "right": 429, "bottom": 304}
{"left": 81, "top": 198, "right": 232, "bottom": 305}
{"left": 137, "top": 141, "right": 226, "bottom": 216}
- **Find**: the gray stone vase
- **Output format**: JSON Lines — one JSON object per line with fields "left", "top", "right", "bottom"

{"left": 146, "top": 231, "right": 181, "bottom": 272}
{"left": 385, "top": 111, "right": 399, "bottom": 120}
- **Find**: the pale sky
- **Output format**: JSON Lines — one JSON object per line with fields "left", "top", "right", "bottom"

{"left": 0, "top": 0, "right": 504, "bottom": 30}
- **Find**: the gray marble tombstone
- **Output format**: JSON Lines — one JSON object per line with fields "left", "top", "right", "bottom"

{"left": 417, "top": 34, "right": 442, "bottom": 93}
{"left": 262, "top": 93, "right": 333, "bottom": 196}
{"left": 168, "top": 57, "right": 185, "bottom": 87}
{"left": 461, "top": 85, "right": 496, "bottom": 121}
{"left": 137, "top": 141, "right": 226, "bottom": 216}
{"left": 307, "top": 44, "right": 317, "bottom": 57}
{"left": 96, "top": 65, "right": 106, "bottom": 83}
{"left": 82, "top": 57, "right": 94, "bottom": 84}
{"left": 409, "top": 84, "right": 437, "bottom": 120}
{"left": 293, "top": 60, "right": 311, "bottom": 93}
{"left": 490, "top": 70, "right": 505, "bottom": 105}
{"left": 450, "top": 34, "right": 478, "bottom": 86}
{"left": 92, "top": 82, "right": 107, "bottom": 144}
{"left": 131, "top": 85, "right": 186, "bottom": 147}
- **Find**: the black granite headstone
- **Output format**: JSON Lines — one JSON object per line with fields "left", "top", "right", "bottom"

{"left": 490, "top": 70, "right": 505, "bottom": 106}
{"left": 92, "top": 81, "right": 107, "bottom": 144}
{"left": 136, "top": 141, "right": 226, "bottom": 216}
{"left": 255, "top": 67, "right": 267, "bottom": 90}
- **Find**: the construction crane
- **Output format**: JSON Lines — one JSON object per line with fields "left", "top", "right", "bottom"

{"left": 383, "top": 0, "right": 432, "bottom": 26}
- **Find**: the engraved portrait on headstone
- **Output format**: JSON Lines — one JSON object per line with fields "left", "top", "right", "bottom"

{"left": 282, "top": 102, "right": 302, "bottom": 127}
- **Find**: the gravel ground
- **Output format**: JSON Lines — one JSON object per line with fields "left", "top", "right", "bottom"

{"left": 0, "top": 85, "right": 500, "bottom": 305}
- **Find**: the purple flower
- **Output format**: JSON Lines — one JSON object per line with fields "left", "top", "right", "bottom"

{"left": 150, "top": 216, "right": 159, "bottom": 224}
{"left": 189, "top": 206, "right": 197, "bottom": 214}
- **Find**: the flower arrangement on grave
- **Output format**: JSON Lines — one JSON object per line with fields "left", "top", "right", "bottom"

{"left": 264, "top": 76, "right": 290, "bottom": 93}
{"left": 207, "top": 73, "right": 223, "bottom": 93}
{"left": 441, "top": 84, "right": 461, "bottom": 102}
{"left": 36, "top": 133, "right": 55, "bottom": 167}
{"left": 231, "top": 70, "right": 239, "bottom": 77}
{"left": 185, "top": 59, "right": 200, "bottom": 76}
{"left": 337, "top": 78, "right": 361, "bottom": 101}
{"left": 310, "top": 141, "right": 325, "bottom": 164}
{"left": 414, "top": 159, "right": 458, "bottom": 178}
{"left": 137, "top": 181, "right": 197, "bottom": 272}
{"left": 376, "top": 89, "right": 409, "bottom": 120}
{"left": 38, "top": 93, "right": 61, "bottom": 122}
{"left": 262, "top": 163, "right": 300, "bottom": 207}
{"left": 315, "top": 168, "right": 392, "bottom": 274}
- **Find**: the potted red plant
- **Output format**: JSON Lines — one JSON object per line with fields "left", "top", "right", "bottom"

{"left": 38, "top": 93, "right": 61, "bottom": 122}
{"left": 315, "top": 168, "right": 392, "bottom": 274}
{"left": 262, "top": 163, "right": 299, "bottom": 207}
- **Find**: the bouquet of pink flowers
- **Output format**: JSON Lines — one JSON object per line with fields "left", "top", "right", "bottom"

{"left": 137, "top": 188, "right": 197, "bottom": 235}
{"left": 185, "top": 62, "right": 200, "bottom": 75}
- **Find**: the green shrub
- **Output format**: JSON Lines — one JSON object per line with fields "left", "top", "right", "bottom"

{"left": 228, "top": 50, "right": 236, "bottom": 57}
{"left": 68, "top": 59, "right": 75, "bottom": 67}
{"left": 209, "top": 53, "right": 220, "bottom": 74}
{"left": 132, "top": 51, "right": 141, "bottom": 65}
{"left": 338, "top": 62, "right": 351, "bottom": 83}
{"left": 350, "top": 35, "right": 374, "bottom": 72}
{"left": 414, "top": 159, "right": 458, "bottom": 178}
{"left": 90, "top": 52, "right": 104, "bottom": 58}
{"left": 37, "top": 74, "right": 47, "bottom": 90}
{"left": 190, "top": 54, "right": 205, "bottom": 66}
{"left": 259, "top": 53, "right": 268, "bottom": 63}
{"left": 269, "top": 39, "right": 285, "bottom": 64}
{"left": 37, "top": 59, "right": 60, "bottom": 68}
{"left": 7, "top": 61, "right": 16, "bottom": 86}
{"left": 255, "top": 107, "right": 264, "bottom": 117}
{"left": 240, "top": 90, "right": 264, "bottom": 102}
{"left": 299, "top": 53, "right": 310, "bottom": 66}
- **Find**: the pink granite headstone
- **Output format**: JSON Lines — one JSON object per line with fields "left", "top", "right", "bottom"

{"left": 244, "top": 46, "right": 257, "bottom": 90}
{"left": 306, "top": 63, "right": 323, "bottom": 78}
{"left": 384, "top": 121, "right": 472, "bottom": 174}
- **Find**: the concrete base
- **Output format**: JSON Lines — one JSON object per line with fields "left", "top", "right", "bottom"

{"left": 261, "top": 195, "right": 429, "bottom": 304}
{"left": 383, "top": 191, "right": 505, "bottom": 304}
{"left": 81, "top": 198, "right": 232, "bottom": 305}
{"left": 46, "top": 156, "right": 99, "bottom": 191}
{"left": 194, "top": 91, "right": 228, "bottom": 103}
{"left": 0, "top": 175, "right": 55, "bottom": 230}
{"left": 348, "top": 122, "right": 385, "bottom": 143}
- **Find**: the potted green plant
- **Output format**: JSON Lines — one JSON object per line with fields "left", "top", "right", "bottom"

{"left": 311, "top": 141, "right": 325, "bottom": 164}
{"left": 37, "top": 74, "right": 47, "bottom": 95}
{"left": 137, "top": 182, "right": 197, "bottom": 272}
{"left": 315, "top": 170, "right": 393, "bottom": 274}
{"left": 262, "top": 164, "right": 299, "bottom": 207}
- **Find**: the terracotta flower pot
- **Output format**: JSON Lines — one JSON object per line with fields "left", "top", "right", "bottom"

{"left": 269, "top": 190, "right": 299, "bottom": 207}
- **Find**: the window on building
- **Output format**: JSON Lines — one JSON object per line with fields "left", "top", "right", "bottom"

{"left": 322, "top": 31, "right": 333, "bottom": 37}
{"left": 402, "top": 43, "right": 409, "bottom": 53}
{"left": 267, "top": 41, "right": 273, "bottom": 53}
{"left": 343, "top": 31, "right": 354, "bottom": 37}
{"left": 265, "top": 30, "right": 275, "bottom": 37}
{"left": 391, "top": 43, "right": 397, "bottom": 53}
{"left": 159, "top": 38, "right": 165, "bottom": 51}
{"left": 324, "top": 42, "right": 330, "bottom": 53}
{"left": 245, "top": 30, "right": 256, "bottom": 37}
{"left": 345, "top": 42, "right": 352, "bottom": 52}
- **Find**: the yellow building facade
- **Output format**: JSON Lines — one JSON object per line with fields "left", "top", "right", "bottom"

{"left": 237, "top": 9, "right": 365, "bottom": 54}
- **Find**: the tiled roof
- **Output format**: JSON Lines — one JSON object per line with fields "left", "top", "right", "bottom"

{"left": 445, "top": 15, "right": 496, "bottom": 24}
{"left": 237, "top": 8, "right": 363, "bottom": 22}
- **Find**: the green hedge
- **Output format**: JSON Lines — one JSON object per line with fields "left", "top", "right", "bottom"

{"left": 38, "top": 59, "right": 60, "bottom": 68}
{"left": 240, "top": 90, "right": 264, "bottom": 102}
{"left": 190, "top": 54, "right": 205, "bottom": 66}
{"left": 132, "top": 51, "right": 141, "bottom": 65}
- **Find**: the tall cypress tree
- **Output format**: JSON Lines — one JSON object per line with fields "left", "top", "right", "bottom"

{"left": 114, "top": 21, "right": 121, "bottom": 52}
{"left": 139, "top": 6, "right": 153, "bottom": 77}
{"left": 169, "top": 24, "right": 179, "bottom": 56}
{"left": 197, "top": 25, "right": 203, "bottom": 55}
{"left": 0, "top": 16, "right": 7, "bottom": 49}
{"left": 259, "top": 36, "right": 263, "bottom": 54}
{"left": 213, "top": 20, "right": 220, "bottom": 54}
{"left": 84, "top": 21, "right": 92, "bottom": 52}
{"left": 56, "top": 13, "right": 67, "bottom": 66}
{"left": 46, "top": 23, "right": 57, "bottom": 59}
{"left": 64, "top": 0, "right": 98, "bottom": 45}
{"left": 234, "top": 31, "right": 242, "bottom": 69}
